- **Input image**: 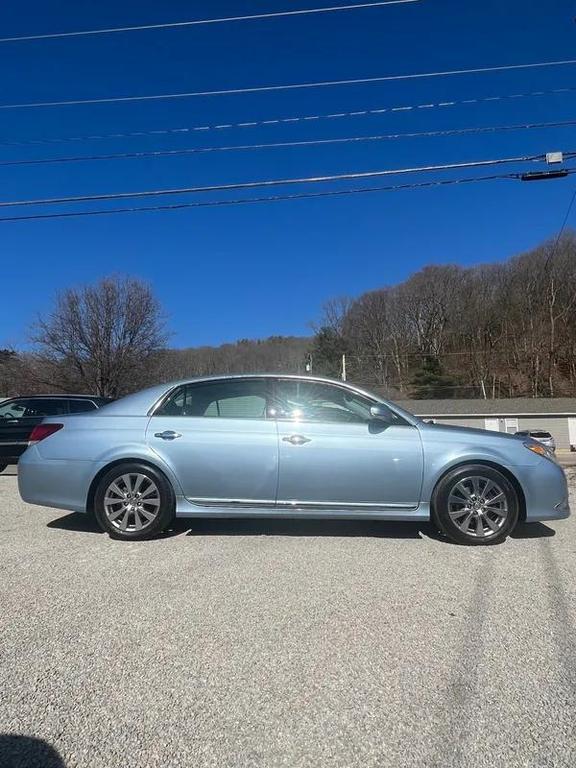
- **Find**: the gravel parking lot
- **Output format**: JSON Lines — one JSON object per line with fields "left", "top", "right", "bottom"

{"left": 1, "top": 466, "right": 576, "bottom": 768}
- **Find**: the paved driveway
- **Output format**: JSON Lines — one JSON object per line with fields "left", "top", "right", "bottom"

{"left": 1, "top": 466, "right": 575, "bottom": 768}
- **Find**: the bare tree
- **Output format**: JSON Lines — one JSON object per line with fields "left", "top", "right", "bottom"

{"left": 32, "top": 276, "right": 168, "bottom": 397}
{"left": 313, "top": 230, "right": 576, "bottom": 399}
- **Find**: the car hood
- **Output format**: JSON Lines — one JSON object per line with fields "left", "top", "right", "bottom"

{"left": 419, "top": 422, "right": 522, "bottom": 444}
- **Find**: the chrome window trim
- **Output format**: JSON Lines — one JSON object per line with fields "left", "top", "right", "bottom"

{"left": 271, "top": 377, "right": 412, "bottom": 427}
{"left": 148, "top": 377, "right": 272, "bottom": 420}
{"left": 0, "top": 441, "right": 30, "bottom": 446}
{"left": 146, "top": 375, "right": 419, "bottom": 426}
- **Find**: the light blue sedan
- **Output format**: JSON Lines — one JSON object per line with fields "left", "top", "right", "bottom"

{"left": 18, "top": 375, "right": 570, "bottom": 544}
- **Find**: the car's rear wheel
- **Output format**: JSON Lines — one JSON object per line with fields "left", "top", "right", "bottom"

{"left": 94, "top": 462, "right": 175, "bottom": 540}
{"left": 432, "top": 464, "right": 519, "bottom": 545}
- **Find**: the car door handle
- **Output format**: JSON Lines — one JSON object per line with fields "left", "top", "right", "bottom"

{"left": 282, "top": 434, "right": 311, "bottom": 446}
{"left": 154, "top": 430, "right": 182, "bottom": 440}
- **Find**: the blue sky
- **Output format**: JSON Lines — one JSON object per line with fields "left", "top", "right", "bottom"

{"left": 1, "top": 0, "right": 576, "bottom": 348}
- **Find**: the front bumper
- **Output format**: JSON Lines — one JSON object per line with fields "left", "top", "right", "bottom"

{"left": 514, "top": 457, "right": 570, "bottom": 521}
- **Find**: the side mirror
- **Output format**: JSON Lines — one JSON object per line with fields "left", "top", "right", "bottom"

{"left": 369, "top": 405, "right": 391, "bottom": 422}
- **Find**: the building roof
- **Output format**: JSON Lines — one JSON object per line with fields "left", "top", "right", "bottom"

{"left": 394, "top": 398, "right": 576, "bottom": 416}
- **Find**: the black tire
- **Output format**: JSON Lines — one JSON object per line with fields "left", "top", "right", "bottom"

{"left": 93, "top": 462, "right": 175, "bottom": 541}
{"left": 0, "top": 463, "right": 7, "bottom": 473}
{"left": 432, "top": 464, "right": 519, "bottom": 546}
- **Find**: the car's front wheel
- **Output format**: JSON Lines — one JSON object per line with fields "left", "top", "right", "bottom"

{"left": 93, "top": 462, "right": 175, "bottom": 540}
{"left": 432, "top": 464, "right": 519, "bottom": 545}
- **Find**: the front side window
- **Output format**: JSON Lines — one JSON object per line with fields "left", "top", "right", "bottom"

{"left": 272, "top": 380, "right": 395, "bottom": 425}
{"left": 155, "top": 380, "right": 268, "bottom": 420}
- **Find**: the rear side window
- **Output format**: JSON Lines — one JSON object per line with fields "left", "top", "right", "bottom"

{"left": 13, "top": 398, "right": 69, "bottom": 417}
{"left": 155, "top": 380, "right": 268, "bottom": 420}
{"left": 0, "top": 400, "right": 27, "bottom": 419}
{"left": 69, "top": 400, "right": 98, "bottom": 413}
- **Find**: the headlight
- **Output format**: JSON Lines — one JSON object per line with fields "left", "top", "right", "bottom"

{"left": 524, "top": 440, "right": 556, "bottom": 461}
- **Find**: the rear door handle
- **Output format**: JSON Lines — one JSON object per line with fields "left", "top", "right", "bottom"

{"left": 282, "top": 434, "right": 311, "bottom": 446}
{"left": 154, "top": 430, "right": 182, "bottom": 440}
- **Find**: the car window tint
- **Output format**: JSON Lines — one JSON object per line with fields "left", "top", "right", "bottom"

{"left": 156, "top": 380, "right": 268, "bottom": 420}
{"left": 69, "top": 400, "right": 97, "bottom": 413}
{"left": 273, "top": 380, "right": 377, "bottom": 424}
{"left": 530, "top": 431, "right": 552, "bottom": 438}
{"left": 0, "top": 400, "right": 27, "bottom": 419}
{"left": 23, "top": 399, "right": 69, "bottom": 417}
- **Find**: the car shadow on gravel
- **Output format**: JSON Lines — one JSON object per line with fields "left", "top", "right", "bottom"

{"left": 47, "top": 512, "right": 103, "bottom": 534}
{"left": 45, "top": 514, "right": 556, "bottom": 542}
{"left": 510, "top": 522, "right": 556, "bottom": 539}
{"left": 185, "top": 519, "right": 556, "bottom": 541}
{"left": 185, "top": 518, "right": 435, "bottom": 539}
{"left": 0, "top": 734, "right": 65, "bottom": 767}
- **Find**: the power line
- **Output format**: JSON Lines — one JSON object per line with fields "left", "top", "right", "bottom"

{"left": 0, "top": 1, "right": 419, "bottom": 43}
{"left": 2, "top": 168, "right": 575, "bottom": 224}
{"left": 543, "top": 184, "right": 576, "bottom": 270}
{"left": 2, "top": 58, "right": 576, "bottom": 110}
{"left": 2, "top": 86, "right": 574, "bottom": 147}
{"left": 3, "top": 120, "right": 576, "bottom": 169}
{"left": 0, "top": 172, "right": 530, "bottom": 223}
{"left": 0, "top": 153, "right": 557, "bottom": 209}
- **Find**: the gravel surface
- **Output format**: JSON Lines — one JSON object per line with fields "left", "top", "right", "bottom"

{"left": 1, "top": 465, "right": 576, "bottom": 768}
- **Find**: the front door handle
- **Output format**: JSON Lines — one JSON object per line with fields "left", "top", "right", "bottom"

{"left": 282, "top": 434, "right": 311, "bottom": 446}
{"left": 154, "top": 430, "right": 182, "bottom": 440}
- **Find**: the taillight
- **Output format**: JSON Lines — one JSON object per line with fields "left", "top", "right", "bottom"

{"left": 29, "top": 423, "right": 64, "bottom": 444}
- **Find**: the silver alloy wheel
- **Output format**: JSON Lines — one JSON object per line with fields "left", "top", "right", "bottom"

{"left": 103, "top": 473, "right": 161, "bottom": 533}
{"left": 447, "top": 475, "right": 508, "bottom": 538}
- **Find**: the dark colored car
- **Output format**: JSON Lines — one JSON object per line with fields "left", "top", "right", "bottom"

{"left": 0, "top": 395, "right": 112, "bottom": 472}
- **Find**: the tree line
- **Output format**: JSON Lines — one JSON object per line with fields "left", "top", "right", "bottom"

{"left": 2, "top": 231, "right": 576, "bottom": 399}
{"left": 311, "top": 231, "right": 576, "bottom": 399}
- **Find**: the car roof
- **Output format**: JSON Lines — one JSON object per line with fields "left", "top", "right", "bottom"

{"left": 4, "top": 394, "right": 106, "bottom": 400}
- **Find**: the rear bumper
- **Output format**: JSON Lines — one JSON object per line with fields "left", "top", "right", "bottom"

{"left": 0, "top": 443, "right": 27, "bottom": 463}
{"left": 18, "top": 446, "right": 97, "bottom": 513}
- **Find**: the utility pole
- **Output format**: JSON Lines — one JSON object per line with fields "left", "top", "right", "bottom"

{"left": 305, "top": 353, "right": 312, "bottom": 373}
{"left": 341, "top": 353, "right": 347, "bottom": 382}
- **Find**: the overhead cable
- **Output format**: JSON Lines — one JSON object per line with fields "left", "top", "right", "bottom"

{"left": 3, "top": 120, "right": 576, "bottom": 168}
{"left": 2, "top": 86, "right": 574, "bottom": 147}
{"left": 3, "top": 169, "right": 575, "bottom": 224}
{"left": 0, "top": 153, "right": 556, "bottom": 208}
{"left": 0, "top": 2, "right": 420, "bottom": 43}
{"left": 2, "top": 59, "right": 576, "bottom": 110}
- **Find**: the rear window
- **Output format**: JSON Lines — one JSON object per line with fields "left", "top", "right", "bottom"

{"left": 529, "top": 431, "right": 552, "bottom": 438}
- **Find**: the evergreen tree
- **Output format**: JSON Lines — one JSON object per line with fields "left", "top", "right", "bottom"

{"left": 410, "top": 356, "right": 457, "bottom": 399}
{"left": 310, "top": 327, "right": 346, "bottom": 378}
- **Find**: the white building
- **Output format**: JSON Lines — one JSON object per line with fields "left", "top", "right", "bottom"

{"left": 395, "top": 398, "right": 576, "bottom": 451}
